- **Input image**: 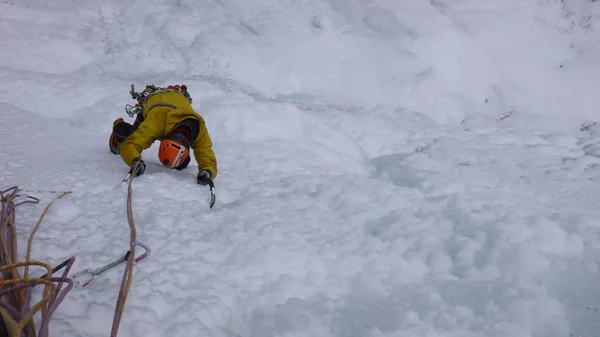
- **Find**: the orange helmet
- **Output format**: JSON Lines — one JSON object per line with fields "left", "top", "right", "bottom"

{"left": 158, "top": 134, "right": 190, "bottom": 168}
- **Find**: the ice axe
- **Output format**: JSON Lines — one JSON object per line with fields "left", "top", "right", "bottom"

{"left": 206, "top": 179, "right": 216, "bottom": 209}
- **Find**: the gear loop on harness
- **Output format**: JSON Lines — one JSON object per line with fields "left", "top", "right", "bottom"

{"left": 125, "top": 84, "right": 190, "bottom": 118}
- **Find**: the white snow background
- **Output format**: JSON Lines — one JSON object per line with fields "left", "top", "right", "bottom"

{"left": 1, "top": 0, "right": 599, "bottom": 336}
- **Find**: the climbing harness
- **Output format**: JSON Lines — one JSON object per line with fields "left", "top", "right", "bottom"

{"left": 72, "top": 242, "right": 150, "bottom": 289}
{"left": 125, "top": 83, "right": 192, "bottom": 118}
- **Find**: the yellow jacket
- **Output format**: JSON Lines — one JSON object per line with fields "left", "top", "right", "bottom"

{"left": 120, "top": 91, "right": 218, "bottom": 178}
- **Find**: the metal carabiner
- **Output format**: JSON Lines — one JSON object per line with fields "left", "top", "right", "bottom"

{"left": 72, "top": 269, "right": 100, "bottom": 289}
{"left": 131, "top": 241, "right": 151, "bottom": 265}
{"left": 72, "top": 251, "right": 131, "bottom": 289}
{"left": 72, "top": 242, "right": 150, "bottom": 289}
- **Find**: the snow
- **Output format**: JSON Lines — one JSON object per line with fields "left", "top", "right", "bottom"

{"left": 1, "top": 0, "right": 600, "bottom": 336}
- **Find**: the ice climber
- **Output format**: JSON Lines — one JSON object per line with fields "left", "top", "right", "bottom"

{"left": 109, "top": 84, "right": 217, "bottom": 186}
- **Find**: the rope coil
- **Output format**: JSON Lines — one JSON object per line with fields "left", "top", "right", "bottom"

{"left": 0, "top": 161, "right": 148, "bottom": 336}
{"left": 0, "top": 186, "right": 74, "bottom": 337}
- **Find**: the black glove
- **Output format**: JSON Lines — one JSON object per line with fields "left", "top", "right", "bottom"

{"left": 197, "top": 170, "right": 212, "bottom": 185}
{"left": 129, "top": 158, "right": 146, "bottom": 177}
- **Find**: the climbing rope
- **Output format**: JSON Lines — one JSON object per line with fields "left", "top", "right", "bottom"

{"left": 110, "top": 159, "right": 144, "bottom": 337}
{"left": 1, "top": 161, "right": 151, "bottom": 337}
{"left": 65, "top": 159, "right": 149, "bottom": 336}
{"left": 0, "top": 186, "right": 74, "bottom": 337}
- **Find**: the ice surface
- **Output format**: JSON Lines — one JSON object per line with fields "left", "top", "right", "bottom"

{"left": 1, "top": 0, "right": 599, "bottom": 336}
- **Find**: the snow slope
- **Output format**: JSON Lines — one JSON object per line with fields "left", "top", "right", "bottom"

{"left": 1, "top": 0, "right": 599, "bottom": 336}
